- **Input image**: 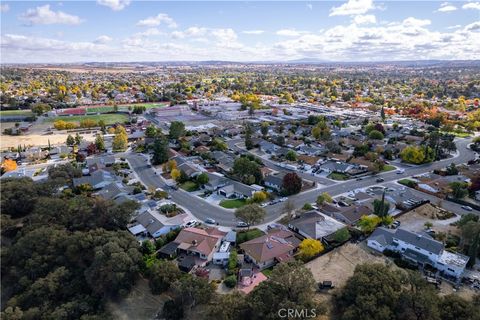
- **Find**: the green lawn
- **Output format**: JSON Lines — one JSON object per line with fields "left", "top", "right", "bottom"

{"left": 398, "top": 179, "right": 417, "bottom": 188}
{"left": 179, "top": 181, "right": 199, "bottom": 192}
{"left": 0, "top": 110, "right": 34, "bottom": 116}
{"left": 219, "top": 198, "right": 247, "bottom": 209}
{"left": 236, "top": 229, "right": 265, "bottom": 244}
{"left": 47, "top": 114, "right": 128, "bottom": 125}
{"left": 261, "top": 267, "right": 274, "bottom": 278}
{"left": 327, "top": 172, "right": 350, "bottom": 181}
{"left": 382, "top": 165, "right": 396, "bottom": 172}
{"left": 440, "top": 131, "right": 471, "bottom": 138}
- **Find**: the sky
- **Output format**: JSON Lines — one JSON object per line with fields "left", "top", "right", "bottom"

{"left": 1, "top": 0, "right": 479, "bottom": 63}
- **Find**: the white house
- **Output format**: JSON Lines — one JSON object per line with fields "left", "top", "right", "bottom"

{"left": 368, "top": 227, "right": 469, "bottom": 279}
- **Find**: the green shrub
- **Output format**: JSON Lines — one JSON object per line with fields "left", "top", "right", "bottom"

{"left": 224, "top": 275, "right": 237, "bottom": 288}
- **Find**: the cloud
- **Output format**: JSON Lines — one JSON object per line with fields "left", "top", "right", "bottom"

{"left": 437, "top": 2, "right": 457, "bottom": 12}
{"left": 242, "top": 30, "right": 265, "bottom": 35}
{"left": 306, "top": 3, "right": 313, "bottom": 10}
{"left": 465, "top": 21, "right": 480, "bottom": 31}
{"left": 463, "top": 2, "right": 480, "bottom": 10}
{"left": 446, "top": 25, "right": 461, "bottom": 29}
{"left": 402, "top": 17, "right": 431, "bottom": 27}
{"left": 353, "top": 14, "right": 376, "bottom": 25}
{"left": 1, "top": 4, "right": 10, "bottom": 12}
{"left": 329, "top": 0, "right": 374, "bottom": 16}
{"left": 94, "top": 35, "right": 113, "bottom": 44}
{"left": 97, "top": 0, "right": 130, "bottom": 11}
{"left": 19, "top": 5, "right": 83, "bottom": 25}
{"left": 276, "top": 29, "right": 304, "bottom": 36}
{"left": 137, "top": 13, "right": 177, "bottom": 28}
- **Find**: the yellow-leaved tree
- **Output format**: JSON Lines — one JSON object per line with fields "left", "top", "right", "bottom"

{"left": 298, "top": 238, "right": 324, "bottom": 261}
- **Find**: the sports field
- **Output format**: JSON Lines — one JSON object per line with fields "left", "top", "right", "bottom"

{"left": 0, "top": 110, "right": 34, "bottom": 117}
{"left": 47, "top": 114, "right": 129, "bottom": 125}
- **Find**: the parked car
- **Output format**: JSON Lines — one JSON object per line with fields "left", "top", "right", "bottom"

{"left": 461, "top": 205, "right": 473, "bottom": 211}
{"left": 356, "top": 177, "right": 363, "bottom": 181}
{"left": 391, "top": 220, "right": 401, "bottom": 229}
{"left": 236, "top": 221, "right": 249, "bottom": 228}
{"left": 376, "top": 178, "right": 385, "bottom": 182}
{"left": 184, "top": 220, "right": 198, "bottom": 228}
{"left": 205, "top": 218, "right": 216, "bottom": 224}
{"left": 279, "top": 197, "right": 287, "bottom": 202}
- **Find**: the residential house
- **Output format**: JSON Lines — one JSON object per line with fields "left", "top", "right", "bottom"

{"left": 161, "top": 227, "right": 226, "bottom": 270}
{"left": 203, "top": 172, "right": 228, "bottom": 191}
{"left": 132, "top": 211, "right": 189, "bottom": 239}
{"left": 288, "top": 211, "right": 346, "bottom": 242}
{"left": 368, "top": 227, "right": 469, "bottom": 279}
{"left": 73, "top": 169, "right": 116, "bottom": 190}
{"left": 264, "top": 172, "right": 286, "bottom": 192}
{"left": 320, "top": 202, "right": 372, "bottom": 225}
{"left": 240, "top": 229, "right": 301, "bottom": 270}
{"left": 218, "top": 181, "right": 258, "bottom": 199}
{"left": 259, "top": 140, "right": 280, "bottom": 154}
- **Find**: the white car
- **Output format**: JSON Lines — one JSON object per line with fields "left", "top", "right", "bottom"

{"left": 184, "top": 220, "right": 198, "bottom": 228}
{"left": 397, "top": 169, "right": 405, "bottom": 174}
{"left": 461, "top": 206, "right": 473, "bottom": 211}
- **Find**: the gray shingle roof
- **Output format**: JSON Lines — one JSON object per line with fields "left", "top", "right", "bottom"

{"left": 394, "top": 228, "right": 444, "bottom": 255}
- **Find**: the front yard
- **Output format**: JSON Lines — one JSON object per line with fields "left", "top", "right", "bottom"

{"left": 219, "top": 198, "right": 247, "bottom": 209}
{"left": 382, "top": 165, "right": 396, "bottom": 172}
{"left": 327, "top": 172, "right": 350, "bottom": 181}
{"left": 179, "top": 181, "right": 199, "bottom": 192}
{"left": 236, "top": 229, "right": 265, "bottom": 244}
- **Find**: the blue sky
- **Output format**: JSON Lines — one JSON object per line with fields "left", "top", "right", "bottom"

{"left": 1, "top": 1, "right": 479, "bottom": 63}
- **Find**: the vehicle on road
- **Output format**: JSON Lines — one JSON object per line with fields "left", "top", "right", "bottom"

{"left": 376, "top": 178, "right": 385, "bottom": 182}
{"left": 260, "top": 202, "right": 269, "bottom": 208}
{"left": 356, "top": 177, "right": 363, "bottom": 181}
{"left": 397, "top": 169, "right": 405, "bottom": 174}
{"left": 184, "top": 220, "right": 198, "bottom": 228}
{"left": 279, "top": 197, "right": 287, "bottom": 202}
{"left": 205, "top": 218, "right": 216, "bottom": 224}
{"left": 461, "top": 205, "right": 473, "bottom": 211}
{"left": 236, "top": 221, "right": 249, "bottom": 228}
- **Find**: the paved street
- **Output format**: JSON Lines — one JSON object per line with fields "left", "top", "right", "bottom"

{"left": 126, "top": 137, "right": 477, "bottom": 227}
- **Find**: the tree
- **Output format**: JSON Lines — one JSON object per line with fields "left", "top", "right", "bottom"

{"left": 282, "top": 172, "right": 302, "bottom": 195}
{"left": 250, "top": 191, "right": 268, "bottom": 203}
{"left": 95, "top": 134, "right": 105, "bottom": 151}
{"left": 373, "top": 191, "right": 390, "bottom": 218}
{"left": 260, "top": 122, "right": 269, "bottom": 136}
{"left": 66, "top": 134, "right": 75, "bottom": 146}
{"left": 247, "top": 261, "right": 321, "bottom": 319}
{"left": 1, "top": 177, "right": 38, "bottom": 217}
{"left": 152, "top": 137, "right": 169, "bottom": 165}
{"left": 112, "top": 126, "right": 128, "bottom": 152}
{"left": 31, "top": 103, "right": 51, "bottom": 115}
{"left": 171, "top": 274, "right": 214, "bottom": 310}
{"left": 311, "top": 120, "right": 331, "bottom": 141}
{"left": 368, "top": 130, "right": 384, "bottom": 140}
{"left": 244, "top": 123, "right": 254, "bottom": 150}
{"left": 285, "top": 150, "right": 297, "bottom": 161}
{"left": 439, "top": 294, "right": 480, "bottom": 320}
{"left": 145, "top": 125, "right": 157, "bottom": 138}
{"left": 196, "top": 172, "right": 209, "bottom": 186}
{"left": 171, "top": 168, "right": 181, "bottom": 181}
{"left": 380, "top": 106, "right": 386, "bottom": 121}
{"left": 397, "top": 272, "right": 440, "bottom": 320}
{"left": 148, "top": 260, "right": 182, "bottom": 294}
{"left": 449, "top": 182, "right": 468, "bottom": 199}
{"left": 224, "top": 275, "right": 237, "bottom": 288}
{"left": 234, "top": 204, "right": 266, "bottom": 228}
{"left": 1, "top": 159, "right": 17, "bottom": 173}
{"left": 335, "top": 264, "right": 403, "bottom": 320}
{"left": 169, "top": 121, "right": 185, "bottom": 140}
{"left": 206, "top": 292, "right": 248, "bottom": 320}
{"left": 334, "top": 228, "right": 350, "bottom": 243}
{"left": 358, "top": 215, "right": 381, "bottom": 233}
{"left": 400, "top": 145, "right": 426, "bottom": 164}
{"left": 316, "top": 192, "right": 333, "bottom": 206}
{"left": 298, "top": 238, "right": 324, "bottom": 261}
{"left": 232, "top": 157, "right": 262, "bottom": 185}
{"left": 74, "top": 133, "right": 82, "bottom": 145}
{"left": 445, "top": 163, "right": 458, "bottom": 175}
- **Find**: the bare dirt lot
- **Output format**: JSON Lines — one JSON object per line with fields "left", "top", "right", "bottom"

{"left": 397, "top": 203, "right": 460, "bottom": 235}
{"left": 306, "top": 242, "right": 393, "bottom": 289}
{"left": 107, "top": 277, "right": 167, "bottom": 320}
